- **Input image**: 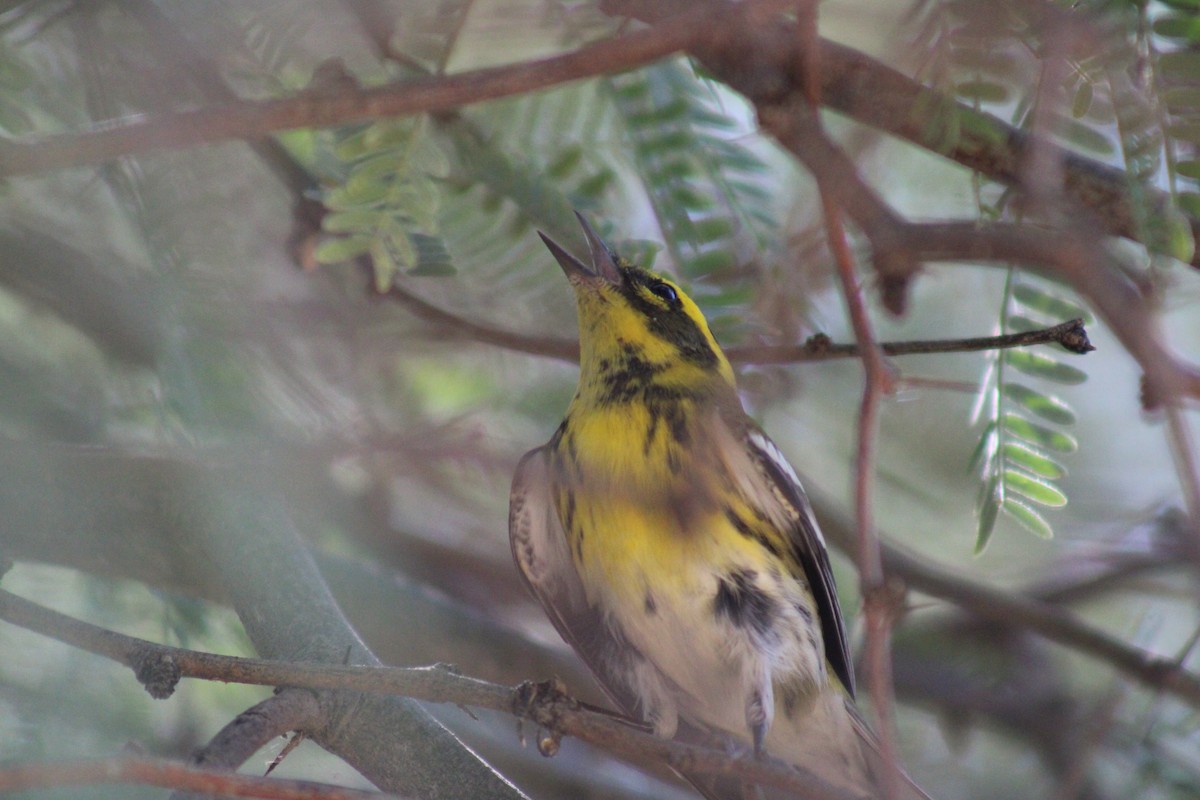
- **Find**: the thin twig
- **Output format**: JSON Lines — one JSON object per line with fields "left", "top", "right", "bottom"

{"left": 386, "top": 282, "right": 578, "bottom": 363}
{"left": 792, "top": 3, "right": 903, "bottom": 794}
{"left": 725, "top": 318, "right": 1094, "bottom": 364}
{"left": 387, "top": 263, "right": 1094, "bottom": 366}
{"left": 819, "top": 159, "right": 905, "bottom": 800}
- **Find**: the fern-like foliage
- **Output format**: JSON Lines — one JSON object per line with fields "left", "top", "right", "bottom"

{"left": 1147, "top": 0, "right": 1200, "bottom": 260}
{"left": 909, "top": 1, "right": 1134, "bottom": 547}
{"left": 909, "top": 0, "right": 1200, "bottom": 266}
{"left": 607, "top": 62, "right": 778, "bottom": 302}
{"left": 435, "top": 84, "right": 618, "bottom": 270}
{"left": 970, "top": 272, "right": 1089, "bottom": 552}
{"left": 309, "top": 117, "right": 452, "bottom": 290}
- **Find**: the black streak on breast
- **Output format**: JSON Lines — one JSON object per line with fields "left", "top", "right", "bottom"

{"left": 712, "top": 569, "right": 777, "bottom": 640}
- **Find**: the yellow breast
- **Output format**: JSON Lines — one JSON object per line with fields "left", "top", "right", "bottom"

{"left": 552, "top": 402, "right": 777, "bottom": 611}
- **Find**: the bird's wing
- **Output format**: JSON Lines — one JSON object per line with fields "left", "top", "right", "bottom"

{"left": 714, "top": 413, "right": 856, "bottom": 698}
{"left": 508, "top": 446, "right": 642, "bottom": 717}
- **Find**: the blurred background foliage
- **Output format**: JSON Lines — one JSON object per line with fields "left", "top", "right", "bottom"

{"left": 1, "top": 0, "right": 1200, "bottom": 799}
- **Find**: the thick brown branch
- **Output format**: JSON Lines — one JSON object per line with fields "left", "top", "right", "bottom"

{"left": 0, "top": 588, "right": 856, "bottom": 800}
{"left": 893, "top": 221, "right": 1200, "bottom": 403}
{"left": 0, "top": 756, "right": 393, "bottom": 799}
{"left": 5, "top": 0, "right": 1194, "bottom": 269}
{"left": 801, "top": 499, "right": 1200, "bottom": 707}
{"left": 605, "top": 0, "right": 1198, "bottom": 265}
{"left": 882, "top": 543, "right": 1200, "bottom": 704}
{"left": 0, "top": 4, "right": 719, "bottom": 177}
{"left": 190, "top": 691, "right": 323, "bottom": 774}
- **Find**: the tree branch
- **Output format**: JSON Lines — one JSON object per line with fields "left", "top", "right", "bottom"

{"left": 606, "top": 0, "right": 1199, "bottom": 266}
{"left": 796, "top": 6, "right": 904, "bottom": 791}
{"left": 0, "top": 587, "right": 858, "bottom": 800}
{"left": 810, "top": 502, "right": 1200, "bottom": 708}
{"left": 6, "top": 0, "right": 1195, "bottom": 272}
{"left": 386, "top": 282, "right": 578, "bottom": 363}
{"left": 0, "top": 756, "right": 398, "bottom": 799}
{"left": 726, "top": 318, "right": 1094, "bottom": 365}
{"left": 0, "top": 3, "right": 721, "bottom": 177}
{"left": 170, "top": 470, "right": 521, "bottom": 800}
{"left": 188, "top": 691, "right": 323, "bottom": 775}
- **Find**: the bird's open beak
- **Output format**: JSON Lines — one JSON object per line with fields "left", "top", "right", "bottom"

{"left": 538, "top": 211, "right": 623, "bottom": 287}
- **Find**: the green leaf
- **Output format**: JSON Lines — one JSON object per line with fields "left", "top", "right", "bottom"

{"left": 1072, "top": 82, "right": 1094, "bottom": 119}
{"left": 1003, "top": 383, "right": 1077, "bottom": 425}
{"left": 625, "top": 98, "right": 689, "bottom": 126}
{"left": 955, "top": 80, "right": 1011, "bottom": 104}
{"left": 313, "top": 235, "right": 372, "bottom": 264}
{"left": 669, "top": 184, "right": 716, "bottom": 211}
{"left": 975, "top": 475, "right": 1001, "bottom": 554}
{"left": 408, "top": 262, "right": 457, "bottom": 276}
{"left": 325, "top": 180, "right": 391, "bottom": 210}
{"left": 1164, "top": 87, "right": 1200, "bottom": 111}
{"left": 322, "top": 209, "right": 380, "bottom": 233}
{"left": 1177, "top": 161, "right": 1200, "bottom": 180}
{"left": 1005, "top": 314, "right": 1042, "bottom": 333}
{"left": 692, "top": 216, "right": 736, "bottom": 243}
{"left": 334, "top": 125, "right": 376, "bottom": 160}
{"left": 686, "top": 248, "right": 735, "bottom": 273}
{"left": 1178, "top": 192, "right": 1200, "bottom": 218}
{"left": 1003, "top": 412, "right": 1078, "bottom": 453}
{"left": 967, "top": 421, "right": 998, "bottom": 472}
{"left": 369, "top": 237, "right": 397, "bottom": 291}
{"left": 574, "top": 169, "right": 616, "bottom": 199}
{"left": 1058, "top": 117, "right": 1114, "bottom": 155}
{"left": 1002, "top": 497, "right": 1054, "bottom": 538}
{"left": 1167, "top": 122, "right": 1200, "bottom": 146}
{"left": 687, "top": 106, "right": 740, "bottom": 131}
{"left": 1011, "top": 283, "right": 1093, "bottom": 323}
{"left": 1004, "top": 468, "right": 1068, "bottom": 507}
{"left": 1154, "top": 16, "right": 1200, "bottom": 41}
{"left": 1002, "top": 441, "right": 1066, "bottom": 480}
{"left": 636, "top": 130, "right": 692, "bottom": 154}
{"left": 346, "top": 152, "right": 408, "bottom": 190}
{"left": 547, "top": 146, "right": 584, "bottom": 179}
{"left": 1146, "top": 207, "right": 1196, "bottom": 263}
{"left": 1160, "top": 51, "right": 1200, "bottom": 79}
{"left": 725, "top": 179, "right": 772, "bottom": 202}
{"left": 1006, "top": 349, "right": 1088, "bottom": 385}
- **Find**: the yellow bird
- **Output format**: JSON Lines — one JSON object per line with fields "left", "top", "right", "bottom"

{"left": 510, "top": 213, "right": 926, "bottom": 800}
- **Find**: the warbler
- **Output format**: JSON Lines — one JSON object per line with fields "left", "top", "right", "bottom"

{"left": 510, "top": 213, "right": 924, "bottom": 800}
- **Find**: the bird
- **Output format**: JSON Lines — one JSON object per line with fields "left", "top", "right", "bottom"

{"left": 509, "top": 212, "right": 927, "bottom": 800}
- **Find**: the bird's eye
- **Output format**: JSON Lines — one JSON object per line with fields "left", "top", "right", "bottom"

{"left": 649, "top": 282, "right": 678, "bottom": 305}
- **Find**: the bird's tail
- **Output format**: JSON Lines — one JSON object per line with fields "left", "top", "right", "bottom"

{"left": 673, "top": 695, "right": 933, "bottom": 800}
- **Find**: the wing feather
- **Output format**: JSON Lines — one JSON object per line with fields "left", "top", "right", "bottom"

{"left": 746, "top": 427, "right": 855, "bottom": 698}
{"left": 508, "top": 447, "right": 641, "bottom": 717}
{"left": 713, "top": 412, "right": 856, "bottom": 699}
